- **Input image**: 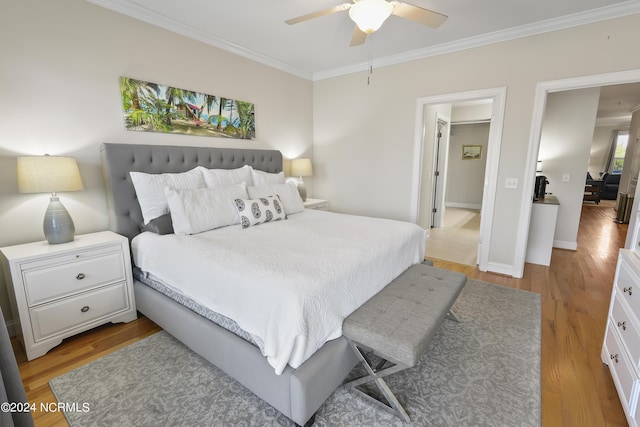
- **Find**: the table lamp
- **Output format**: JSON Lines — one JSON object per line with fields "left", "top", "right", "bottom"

{"left": 17, "top": 155, "right": 84, "bottom": 244}
{"left": 291, "top": 158, "right": 313, "bottom": 202}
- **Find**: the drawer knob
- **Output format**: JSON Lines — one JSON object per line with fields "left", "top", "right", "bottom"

{"left": 611, "top": 354, "right": 619, "bottom": 364}
{"left": 80, "top": 306, "right": 90, "bottom": 313}
{"left": 76, "top": 273, "right": 86, "bottom": 280}
{"left": 618, "top": 321, "right": 627, "bottom": 331}
{"left": 624, "top": 287, "right": 633, "bottom": 296}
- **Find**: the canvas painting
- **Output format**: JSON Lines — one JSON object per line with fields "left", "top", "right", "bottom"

{"left": 462, "top": 145, "right": 482, "bottom": 160}
{"left": 120, "top": 77, "right": 255, "bottom": 140}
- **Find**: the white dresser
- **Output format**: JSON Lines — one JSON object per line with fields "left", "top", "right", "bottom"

{"left": 0, "top": 231, "right": 137, "bottom": 360}
{"left": 603, "top": 249, "right": 640, "bottom": 426}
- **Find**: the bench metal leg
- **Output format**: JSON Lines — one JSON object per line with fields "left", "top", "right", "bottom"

{"left": 447, "top": 308, "right": 461, "bottom": 322}
{"left": 344, "top": 338, "right": 411, "bottom": 422}
{"left": 295, "top": 413, "right": 316, "bottom": 427}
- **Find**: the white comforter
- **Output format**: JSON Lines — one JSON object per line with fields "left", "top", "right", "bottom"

{"left": 132, "top": 209, "right": 426, "bottom": 374}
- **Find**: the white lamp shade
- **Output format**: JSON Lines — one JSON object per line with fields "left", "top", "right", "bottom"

{"left": 17, "top": 156, "right": 84, "bottom": 194}
{"left": 348, "top": 0, "right": 393, "bottom": 34}
{"left": 291, "top": 158, "right": 313, "bottom": 177}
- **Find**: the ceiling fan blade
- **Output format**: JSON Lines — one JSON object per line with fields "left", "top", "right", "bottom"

{"left": 391, "top": 2, "right": 448, "bottom": 28}
{"left": 350, "top": 26, "right": 367, "bottom": 47}
{"left": 285, "top": 3, "right": 351, "bottom": 25}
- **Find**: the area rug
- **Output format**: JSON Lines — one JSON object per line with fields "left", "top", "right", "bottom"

{"left": 50, "top": 279, "right": 541, "bottom": 426}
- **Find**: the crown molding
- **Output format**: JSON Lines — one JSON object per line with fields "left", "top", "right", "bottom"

{"left": 86, "top": 0, "right": 640, "bottom": 82}
{"left": 313, "top": 1, "right": 640, "bottom": 81}
{"left": 86, "top": 0, "right": 313, "bottom": 80}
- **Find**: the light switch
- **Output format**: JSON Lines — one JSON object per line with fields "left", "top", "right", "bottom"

{"left": 506, "top": 178, "right": 518, "bottom": 189}
{"left": 562, "top": 173, "right": 571, "bottom": 182}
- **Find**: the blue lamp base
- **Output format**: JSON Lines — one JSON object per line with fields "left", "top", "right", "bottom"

{"left": 43, "top": 195, "right": 75, "bottom": 244}
{"left": 297, "top": 177, "right": 308, "bottom": 202}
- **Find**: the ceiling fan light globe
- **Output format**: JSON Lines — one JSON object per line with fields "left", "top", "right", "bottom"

{"left": 348, "top": 0, "right": 393, "bottom": 34}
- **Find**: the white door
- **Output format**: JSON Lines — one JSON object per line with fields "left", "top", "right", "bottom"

{"left": 431, "top": 118, "right": 450, "bottom": 228}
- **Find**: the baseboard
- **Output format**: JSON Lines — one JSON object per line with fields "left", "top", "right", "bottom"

{"left": 553, "top": 240, "right": 577, "bottom": 251}
{"left": 486, "top": 261, "right": 519, "bottom": 277}
{"left": 445, "top": 202, "right": 482, "bottom": 210}
{"left": 5, "top": 319, "right": 16, "bottom": 337}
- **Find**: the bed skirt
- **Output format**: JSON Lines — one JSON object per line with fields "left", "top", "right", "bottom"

{"left": 134, "top": 280, "right": 359, "bottom": 425}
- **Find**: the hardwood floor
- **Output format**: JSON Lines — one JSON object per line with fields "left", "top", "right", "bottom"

{"left": 13, "top": 201, "right": 629, "bottom": 426}
{"left": 13, "top": 316, "right": 161, "bottom": 426}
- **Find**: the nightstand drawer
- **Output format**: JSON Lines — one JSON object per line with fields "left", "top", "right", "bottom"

{"left": 612, "top": 291, "right": 640, "bottom": 369}
{"left": 29, "top": 282, "right": 129, "bottom": 341}
{"left": 24, "top": 249, "right": 125, "bottom": 306}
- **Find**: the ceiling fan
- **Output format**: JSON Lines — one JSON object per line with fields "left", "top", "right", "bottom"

{"left": 285, "top": 0, "right": 448, "bottom": 47}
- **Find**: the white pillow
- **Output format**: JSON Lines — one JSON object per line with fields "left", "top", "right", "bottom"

{"left": 130, "top": 167, "right": 204, "bottom": 225}
{"left": 251, "top": 168, "right": 285, "bottom": 186}
{"left": 199, "top": 165, "right": 253, "bottom": 187}
{"left": 164, "top": 182, "right": 248, "bottom": 235}
{"left": 248, "top": 182, "right": 304, "bottom": 215}
{"left": 234, "top": 196, "right": 286, "bottom": 229}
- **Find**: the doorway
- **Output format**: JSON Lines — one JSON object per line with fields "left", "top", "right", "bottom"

{"left": 432, "top": 120, "right": 491, "bottom": 265}
{"left": 515, "top": 70, "right": 640, "bottom": 277}
{"left": 410, "top": 87, "right": 507, "bottom": 272}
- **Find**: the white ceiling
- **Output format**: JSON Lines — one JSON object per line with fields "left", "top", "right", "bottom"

{"left": 87, "top": 0, "right": 640, "bottom": 127}
{"left": 597, "top": 83, "right": 640, "bottom": 127}
{"left": 88, "top": 0, "right": 640, "bottom": 81}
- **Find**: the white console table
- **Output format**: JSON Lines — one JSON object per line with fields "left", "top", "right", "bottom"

{"left": 525, "top": 195, "right": 559, "bottom": 266}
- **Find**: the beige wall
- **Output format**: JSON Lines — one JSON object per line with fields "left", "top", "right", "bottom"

{"left": 0, "top": 0, "right": 313, "bottom": 325}
{"left": 446, "top": 123, "right": 490, "bottom": 208}
{"left": 539, "top": 88, "right": 601, "bottom": 250}
{"left": 313, "top": 13, "right": 640, "bottom": 272}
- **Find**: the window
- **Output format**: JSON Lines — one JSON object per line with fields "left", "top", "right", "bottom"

{"left": 612, "top": 131, "right": 629, "bottom": 174}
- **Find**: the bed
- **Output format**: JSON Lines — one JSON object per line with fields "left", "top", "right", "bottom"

{"left": 100, "top": 142, "right": 426, "bottom": 426}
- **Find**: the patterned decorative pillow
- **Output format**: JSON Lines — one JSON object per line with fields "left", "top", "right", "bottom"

{"left": 234, "top": 196, "right": 286, "bottom": 229}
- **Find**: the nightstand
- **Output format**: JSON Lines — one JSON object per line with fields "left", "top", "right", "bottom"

{"left": 304, "top": 198, "right": 329, "bottom": 211}
{"left": 0, "top": 231, "right": 137, "bottom": 360}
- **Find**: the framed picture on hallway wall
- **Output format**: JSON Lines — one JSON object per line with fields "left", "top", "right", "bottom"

{"left": 462, "top": 145, "right": 482, "bottom": 160}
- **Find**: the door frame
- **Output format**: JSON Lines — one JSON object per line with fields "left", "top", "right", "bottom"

{"left": 431, "top": 115, "right": 450, "bottom": 228}
{"left": 410, "top": 87, "right": 507, "bottom": 272}
{"left": 514, "top": 69, "right": 640, "bottom": 277}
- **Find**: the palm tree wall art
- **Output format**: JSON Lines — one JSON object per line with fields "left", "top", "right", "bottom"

{"left": 120, "top": 77, "right": 255, "bottom": 140}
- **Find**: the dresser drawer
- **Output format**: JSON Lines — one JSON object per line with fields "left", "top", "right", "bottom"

{"left": 23, "top": 249, "right": 125, "bottom": 306}
{"left": 29, "top": 282, "right": 130, "bottom": 341}
{"left": 612, "top": 290, "right": 640, "bottom": 370}
{"left": 617, "top": 260, "right": 640, "bottom": 318}
{"left": 605, "top": 321, "right": 639, "bottom": 413}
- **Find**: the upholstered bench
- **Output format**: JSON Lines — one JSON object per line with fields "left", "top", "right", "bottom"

{"left": 342, "top": 263, "right": 467, "bottom": 421}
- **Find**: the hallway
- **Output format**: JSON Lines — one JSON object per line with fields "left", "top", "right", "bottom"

{"left": 425, "top": 207, "right": 480, "bottom": 266}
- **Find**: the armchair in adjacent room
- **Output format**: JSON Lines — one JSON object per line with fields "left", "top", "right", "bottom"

{"left": 600, "top": 173, "right": 621, "bottom": 200}
{"left": 586, "top": 172, "right": 601, "bottom": 187}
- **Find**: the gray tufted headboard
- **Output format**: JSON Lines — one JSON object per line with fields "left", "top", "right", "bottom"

{"left": 100, "top": 143, "right": 283, "bottom": 241}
